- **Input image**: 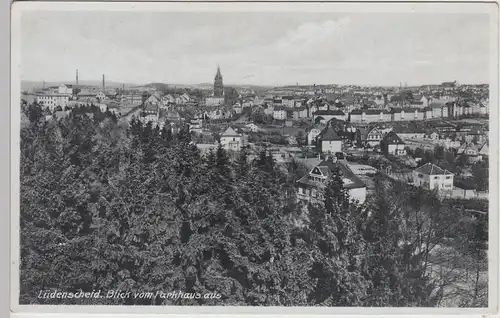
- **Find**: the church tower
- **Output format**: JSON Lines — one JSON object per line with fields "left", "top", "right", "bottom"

{"left": 214, "top": 65, "right": 224, "bottom": 97}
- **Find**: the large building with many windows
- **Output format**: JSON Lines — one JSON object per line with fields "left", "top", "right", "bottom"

{"left": 35, "top": 94, "right": 70, "bottom": 111}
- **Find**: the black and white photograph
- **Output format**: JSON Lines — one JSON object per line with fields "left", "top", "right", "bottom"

{"left": 11, "top": 1, "right": 498, "bottom": 312}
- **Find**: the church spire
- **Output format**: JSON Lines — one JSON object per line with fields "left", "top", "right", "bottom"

{"left": 214, "top": 65, "right": 224, "bottom": 97}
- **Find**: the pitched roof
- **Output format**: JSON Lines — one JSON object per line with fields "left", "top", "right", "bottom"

{"left": 364, "top": 108, "right": 389, "bottom": 115}
{"left": 297, "top": 160, "right": 365, "bottom": 189}
{"left": 414, "top": 163, "right": 453, "bottom": 175}
{"left": 314, "top": 110, "right": 345, "bottom": 116}
{"left": 221, "top": 126, "right": 241, "bottom": 137}
{"left": 383, "top": 131, "right": 405, "bottom": 144}
{"left": 321, "top": 126, "right": 343, "bottom": 141}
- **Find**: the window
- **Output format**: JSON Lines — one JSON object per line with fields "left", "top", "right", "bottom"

{"left": 233, "top": 138, "right": 235, "bottom": 141}
{"left": 298, "top": 187, "right": 303, "bottom": 194}
{"left": 445, "top": 176, "right": 451, "bottom": 180}
{"left": 434, "top": 176, "right": 439, "bottom": 180}
{"left": 418, "top": 174, "right": 423, "bottom": 178}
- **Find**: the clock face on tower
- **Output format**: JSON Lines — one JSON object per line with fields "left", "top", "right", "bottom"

{"left": 214, "top": 65, "right": 224, "bottom": 97}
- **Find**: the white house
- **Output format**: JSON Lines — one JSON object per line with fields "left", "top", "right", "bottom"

{"left": 307, "top": 124, "right": 325, "bottom": 145}
{"left": 246, "top": 123, "right": 261, "bottom": 133}
{"left": 413, "top": 163, "right": 454, "bottom": 195}
{"left": 273, "top": 107, "right": 287, "bottom": 120}
{"left": 220, "top": 126, "right": 245, "bottom": 151}
{"left": 318, "top": 125, "right": 343, "bottom": 154}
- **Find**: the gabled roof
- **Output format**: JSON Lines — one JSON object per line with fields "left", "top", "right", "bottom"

{"left": 383, "top": 131, "right": 405, "bottom": 144}
{"left": 221, "top": 126, "right": 241, "bottom": 137}
{"left": 321, "top": 126, "right": 343, "bottom": 141}
{"left": 367, "top": 127, "right": 382, "bottom": 136}
{"left": 414, "top": 163, "right": 453, "bottom": 175}
{"left": 297, "top": 160, "right": 365, "bottom": 189}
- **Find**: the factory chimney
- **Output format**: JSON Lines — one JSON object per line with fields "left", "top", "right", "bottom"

{"left": 76, "top": 69, "right": 79, "bottom": 86}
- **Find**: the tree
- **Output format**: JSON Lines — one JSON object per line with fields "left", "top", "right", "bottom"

{"left": 471, "top": 160, "right": 488, "bottom": 191}
{"left": 434, "top": 145, "right": 445, "bottom": 160}
{"left": 305, "top": 167, "right": 369, "bottom": 305}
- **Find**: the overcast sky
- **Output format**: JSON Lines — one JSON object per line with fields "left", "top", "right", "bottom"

{"left": 20, "top": 11, "right": 490, "bottom": 86}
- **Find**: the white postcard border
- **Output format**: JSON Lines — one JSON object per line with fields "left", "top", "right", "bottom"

{"left": 9, "top": 1, "right": 500, "bottom": 316}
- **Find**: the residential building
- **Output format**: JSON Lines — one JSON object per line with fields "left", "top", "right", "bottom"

{"left": 121, "top": 93, "right": 143, "bottom": 105}
{"left": 292, "top": 107, "right": 309, "bottom": 120}
{"left": 413, "top": 163, "right": 454, "bottom": 195}
{"left": 282, "top": 96, "right": 295, "bottom": 108}
{"left": 313, "top": 110, "right": 346, "bottom": 124}
{"left": 307, "top": 124, "right": 325, "bottom": 145}
{"left": 296, "top": 156, "right": 367, "bottom": 204}
{"left": 145, "top": 93, "right": 161, "bottom": 105}
{"left": 319, "top": 125, "right": 343, "bottom": 154}
{"left": 381, "top": 131, "right": 406, "bottom": 156}
{"left": 456, "top": 143, "right": 482, "bottom": 163}
{"left": 273, "top": 107, "right": 287, "bottom": 120}
{"left": 205, "top": 97, "right": 225, "bottom": 106}
{"left": 220, "top": 126, "right": 246, "bottom": 151}
{"left": 350, "top": 109, "right": 391, "bottom": 123}
{"left": 363, "top": 127, "right": 384, "bottom": 147}
{"left": 246, "top": 123, "right": 261, "bottom": 132}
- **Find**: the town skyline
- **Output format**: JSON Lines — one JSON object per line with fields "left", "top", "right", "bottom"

{"left": 21, "top": 11, "right": 490, "bottom": 87}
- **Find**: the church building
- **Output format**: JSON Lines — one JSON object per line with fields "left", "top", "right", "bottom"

{"left": 205, "top": 65, "right": 225, "bottom": 106}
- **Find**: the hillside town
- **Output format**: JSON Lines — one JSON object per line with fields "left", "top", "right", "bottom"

{"left": 21, "top": 67, "right": 490, "bottom": 203}
{"left": 17, "top": 7, "right": 494, "bottom": 308}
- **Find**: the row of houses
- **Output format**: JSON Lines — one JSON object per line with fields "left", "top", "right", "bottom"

{"left": 259, "top": 100, "right": 484, "bottom": 124}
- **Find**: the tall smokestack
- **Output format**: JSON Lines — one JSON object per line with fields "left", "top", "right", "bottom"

{"left": 102, "top": 74, "right": 105, "bottom": 90}
{"left": 76, "top": 69, "right": 79, "bottom": 86}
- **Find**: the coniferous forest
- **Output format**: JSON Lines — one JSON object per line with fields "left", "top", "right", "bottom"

{"left": 19, "top": 104, "right": 488, "bottom": 306}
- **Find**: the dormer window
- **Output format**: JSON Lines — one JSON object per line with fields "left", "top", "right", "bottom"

{"left": 342, "top": 178, "right": 354, "bottom": 185}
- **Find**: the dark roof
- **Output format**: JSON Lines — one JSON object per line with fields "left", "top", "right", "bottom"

{"left": 383, "top": 131, "right": 405, "bottom": 144}
{"left": 392, "top": 126, "right": 425, "bottom": 134}
{"left": 430, "top": 103, "right": 445, "bottom": 108}
{"left": 414, "top": 163, "right": 453, "bottom": 175}
{"left": 314, "top": 110, "right": 345, "bottom": 116}
{"left": 404, "top": 107, "right": 425, "bottom": 113}
{"left": 321, "top": 126, "right": 343, "bottom": 141}
{"left": 365, "top": 109, "right": 389, "bottom": 115}
{"left": 297, "top": 160, "right": 365, "bottom": 189}
{"left": 144, "top": 104, "right": 158, "bottom": 112}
